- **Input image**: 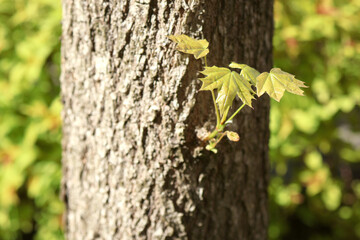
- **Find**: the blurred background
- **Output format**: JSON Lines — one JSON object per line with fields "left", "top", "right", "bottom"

{"left": 0, "top": 0, "right": 359, "bottom": 239}
{"left": 0, "top": 0, "right": 63, "bottom": 239}
{"left": 270, "top": 0, "right": 360, "bottom": 239}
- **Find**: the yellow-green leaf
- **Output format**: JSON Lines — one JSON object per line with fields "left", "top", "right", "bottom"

{"left": 226, "top": 131, "right": 240, "bottom": 142}
{"left": 229, "top": 62, "right": 260, "bottom": 85}
{"left": 168, "top": 34, "right": 209, "bottom": 59}
{"left": 199, "top": 66, "right": 255, "bottom": 114}
{"left": 256, "top": 68, "right": 308, "bottom": 102}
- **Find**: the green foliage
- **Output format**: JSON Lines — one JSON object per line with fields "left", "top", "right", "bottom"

{"left": 229, "top": 62, "right": 260, "bottom": 85}
{"left": 199, "top": 65, "right": 255, "bottom": 112}
{"left": 270, "top": 0, "right": 360, "bottom": 239}
{"left": 256, "top": 68, "right": 307, "bottom": 102}
{"left": 169, "top": 34, "right": 307, "bottom": 152}
{"left": 0, "top": 0, "right": 63, "bottom": 239}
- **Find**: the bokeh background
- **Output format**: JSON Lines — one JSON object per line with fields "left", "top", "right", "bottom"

{"left": 0, "top": 0, "right": 63, "bottom": 239}
{"left": 0, "top": 0, "right": 359, "bottom": 239}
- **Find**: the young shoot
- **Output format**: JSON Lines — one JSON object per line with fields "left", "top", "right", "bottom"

{"left": 168, "top": 34, "right": 308, "bottom": 153}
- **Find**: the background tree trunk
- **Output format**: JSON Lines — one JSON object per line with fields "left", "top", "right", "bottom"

{"left": 61, "top": 0, "right": 273, "bottom": 239}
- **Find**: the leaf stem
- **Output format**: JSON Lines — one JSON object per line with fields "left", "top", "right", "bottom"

{"left": 203, "top": 124, "right": 225, "bottom": 141}
{"left": 207, "top": 131, "right": 228, "bottom": 150}
{"left": 211, "top": 90, "right": 220, "bottom": 126}
{"left": 203, "top": 56, "right": 220, "bottom": 127}
{"left": 225, "top": 103, "right": 246, "bottom": 125}
{"left": 213, "top": 131, "right": 227, "bottom": 146}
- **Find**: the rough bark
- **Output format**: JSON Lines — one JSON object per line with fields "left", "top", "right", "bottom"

{"left": 61, "top": 1, "right": 273, "bottom": 240}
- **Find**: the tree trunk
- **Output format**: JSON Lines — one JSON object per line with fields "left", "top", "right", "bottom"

{"left": 60, "top": 1, "right": 273, "bottom": 240}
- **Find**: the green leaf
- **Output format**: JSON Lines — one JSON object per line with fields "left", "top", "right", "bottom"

{"left": 256, "top": 68, "right": 308, "bottom": 102}
{"left": 168, "top": 34, "right": 209, "bottom": 59}
{"left": 199, "top": 66, "right": 255, "bottom": 114}
{"left": 229, "top": 62, "right": 260, "bottom": 85}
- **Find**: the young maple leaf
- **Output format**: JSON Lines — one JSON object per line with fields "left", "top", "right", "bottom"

{"left": 199, "top": 66, "right": 255, "bottom": 114}
{"left": 168, "top": 34, "right": 209, "bottom": 59}
{"left": 229, "top": 62, "right": 260, "bottom": 85}
{"left": 256, "top": 68, "right": 308, "bottom": 102}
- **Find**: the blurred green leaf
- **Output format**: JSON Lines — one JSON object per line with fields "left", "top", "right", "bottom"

{"left": 322, "top": 181, "right": 342, "bottom": 211}
{"left": 270, "top": 0, "right": 360, "bottom": 239}
{"left": 0, "top": 0, "right": 63, "bottom": 239}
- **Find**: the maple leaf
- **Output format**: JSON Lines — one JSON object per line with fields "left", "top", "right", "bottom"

{"left": 229, "top": 62, "right": 260, "bottom": 85}
{"left": 168, "top": 34, "right": 209, "bottom": 59}
{"left": 199, "top": 66, "right": 255, "bottom": 114}
{"left": 256, "top": 68, "right": 308, "bottom": 102}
